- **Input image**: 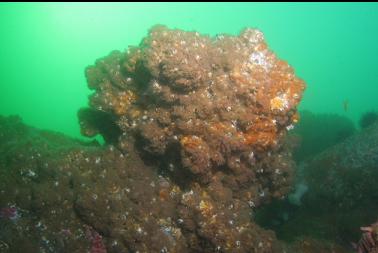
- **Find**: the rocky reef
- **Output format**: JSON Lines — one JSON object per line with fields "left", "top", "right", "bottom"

{"left": 300, "top": 121, "right": 378, "bottom": 244}
{"left": 0, "top": 26, "right": 306, "bottom": 252}
{"left": 255, "top": 120, "right": 378, "bottom": 253}
{"left": 79, "top": 25, "right": 305, "bottom": 207}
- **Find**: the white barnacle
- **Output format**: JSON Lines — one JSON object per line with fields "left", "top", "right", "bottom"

{"left": 248, "top": 151, "right": 255, "bottom": 165}
{"left": 259, "top": 191, "right": 265, "bottom": 197}
{"left": 152, "top": 80, "right": 162, "bottom": 91}
{"left": 249, "top": 51, "right": 271, "bottom": 70}
{"left": 36, "top": 221, "right": 42, "bottom": 228}
{"left": 95, "top": 157, "right": 101, "bottom": 164}
{"left": 245, "top": 29, "right": 264, "bottom": 44}
{"left": 160, "top": 247, "right": 168, "bottom": 253}
{"left": 168, "top": 163, "right": 174, "bottom": 171}
{"left": 26, "top": 169, "right": 36, "bottom": 178}
{"left": 182, "top": 190, "right": 194, "bottom": 202}
{"left": 236, "top": 241, "right": 241, "bottom": 247}
{"left": 286, "top": 124, "right": 295, "bottom": 131}
{"left": 216, "top": 34, "right": 224, "bottom": 40}
{"left": 248, "top": 200, "right": 255, "bottom": 208}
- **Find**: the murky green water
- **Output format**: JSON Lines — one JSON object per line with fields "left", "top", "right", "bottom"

{"left": 1, "top": 3, "right": 378, "bottom": 252}
{"left": 1, "top": 3, "right": 377, "bottom": 139}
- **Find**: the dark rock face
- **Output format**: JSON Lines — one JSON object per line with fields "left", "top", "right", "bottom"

{"left": 300, "top": 122, "right": 378, "bottom": 243}
{"left": 359, "top": 111, "right": 378, "bottom": 130}
{"left": 255, "top": 122, "right": 378, "bottom": 253}
{"left": 0, "top": 26, "right": 306, "bottom": 253}
{"left": 0, "top": 116, "right": 283, "bottom": 253}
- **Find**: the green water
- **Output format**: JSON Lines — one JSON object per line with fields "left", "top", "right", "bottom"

{"left": 1, "top": 2, "right": 378, "bottom": 139}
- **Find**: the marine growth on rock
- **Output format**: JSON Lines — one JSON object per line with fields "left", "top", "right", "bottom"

{"left": 77, "top": 25, "right": 305, "bottom": 252}
{"left": 0, "top": 25, "right": 305, "bottom": 253}
{"left": 80, "top": 24, "right": 304, "bottom": 202}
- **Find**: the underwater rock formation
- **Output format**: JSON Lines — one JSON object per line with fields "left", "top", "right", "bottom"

{"left": 264, "top": 121, "right": 378, "bottom": 250}
{"left": 359, "top": 111, "right": 378, "bottom": 130}
{"left": 79, "top": 25, "right": 305, "bottom": 252}
{"left": 0, "top": 115, "right": 284, "bottom": 252}
{"left": 0, "top": 115, "right": 100, "bottom": 252}
{"left": 1, "top": 26, "right": 305, "bottom": 253}
{"left": 79, "top": 25, "right": 305, "bottom": 206}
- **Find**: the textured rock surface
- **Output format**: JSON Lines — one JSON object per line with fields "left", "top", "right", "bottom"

{"left": 300, "top": 122, "right": 378, "bottom": 243}
{"left": 0, "top": 115, "right": 98, "bottom": 252}
{"left": 256, "top": 122, "right": 378, "bottom": 253}
{"left": 79, "top": 25, "right": 305, "bottom": 206}
{"left": 0, "top": 116, "right": 284, "bottom": 252}
{"left": 1, "top": 26, "right": 306, "bottom": 253}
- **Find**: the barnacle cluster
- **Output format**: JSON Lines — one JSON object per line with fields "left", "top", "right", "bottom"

{"left": 76, "top": 25, "right": 305, "bottom": 252}
{"left": 79, "top": 25, "right": 305, "bottom": 204}
{"left": 0, "top": 26, "right": 306, "bottom": 253}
